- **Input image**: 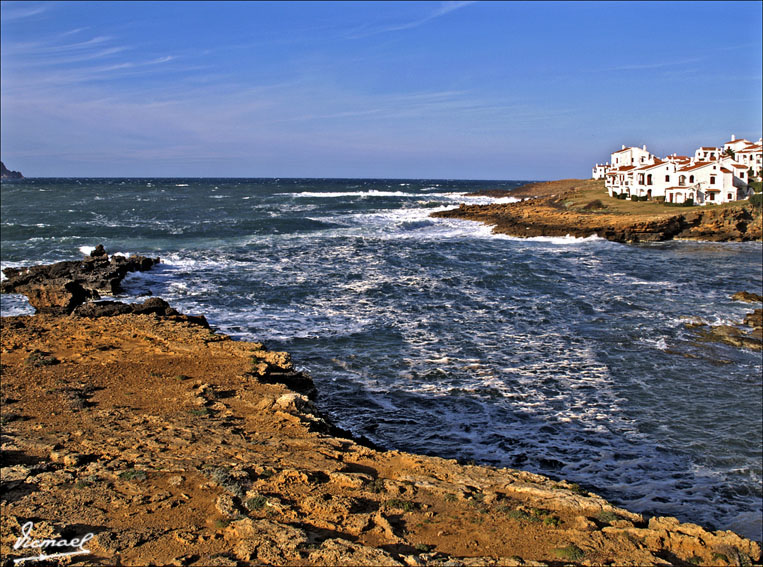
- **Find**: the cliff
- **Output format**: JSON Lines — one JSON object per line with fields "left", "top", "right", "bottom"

{"left": 0, "top": 161, "right": 24, "bottom": 180}
{"left": 433, "top": 179, "right": 763, "bottom": 243}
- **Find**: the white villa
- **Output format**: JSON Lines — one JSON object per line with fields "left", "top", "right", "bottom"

{"left": 592, "top": 135, "right": 762, "bottom": 205}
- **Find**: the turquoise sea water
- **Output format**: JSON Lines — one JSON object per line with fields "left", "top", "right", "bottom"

{"left": 1, "top": 177, "right": 761, "bottom": 540}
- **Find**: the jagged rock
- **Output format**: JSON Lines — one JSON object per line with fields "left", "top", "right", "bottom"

{"left": 1, "top": 246, "right": 159, "bottom": 314}
{"left": 743, "top": 308, "right": 762, "bottom": 330}
{"left": 225, "top": 518, "right": 309, "bottom": 563}
{"left": 71, "top": 298, "right": 209, "bottom": 328}
{"left": 731, "top": 291, "right": 763, "bottom": 303}
{"left": 308, "top": 538, "right": 404, "bottom": 566}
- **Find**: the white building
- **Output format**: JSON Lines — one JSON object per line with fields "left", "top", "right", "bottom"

{"left": 611, "top": 145, "right": 655, "bottom": 168}
{"left": 734, "top": 140, "right": 763, "bottom": 177}
{"left": 600, "top": 136, "right": 755, "bottom": 205}
{"left": 694, "top": 146, "right": 720, "bottom": 161}
{"left": 592, "top": 163, "right": 610, "bottom": 179}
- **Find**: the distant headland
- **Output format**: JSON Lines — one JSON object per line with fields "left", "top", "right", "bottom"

{"left": 1, "top": 161, "right": 24, "bottom": 180}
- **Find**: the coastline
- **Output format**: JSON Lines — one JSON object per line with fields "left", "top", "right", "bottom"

{"left": 431, "top": 179, "right": 763, "bottom": 243}
{"left": 1, "top": 302, "right": 761, "bottom": 565}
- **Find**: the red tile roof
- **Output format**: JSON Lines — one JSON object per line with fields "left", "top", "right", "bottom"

{"left": 634, "top": 159, "right": 665, "bottom": 171}
{"left": 679, "top": 161, "right": 722, "bottom": 172}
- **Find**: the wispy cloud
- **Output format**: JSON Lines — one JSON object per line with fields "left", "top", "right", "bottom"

{"left": 602, "top": 57, "right": 703, "bottom": 72}
{"left": 0, "top": 2, "right": 50, "bottom": 21}
{"left": 347, "top": 1, "right": 476, "bottom": 39}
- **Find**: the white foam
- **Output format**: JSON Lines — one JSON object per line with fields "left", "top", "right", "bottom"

{"left": 289, "top": 190, "right": 424, "bottom": 198}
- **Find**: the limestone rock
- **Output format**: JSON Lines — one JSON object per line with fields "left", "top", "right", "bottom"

{"left": 308, "top": 538, "right": 404, "bottom": 566}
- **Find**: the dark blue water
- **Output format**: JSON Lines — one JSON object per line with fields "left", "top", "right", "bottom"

{"left": 2, "top": 178, "right": 761, "bottom": 540}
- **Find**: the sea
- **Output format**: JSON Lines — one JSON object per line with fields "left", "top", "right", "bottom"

{"left": 1, "top": 177, "right": 761, "bottom": 540}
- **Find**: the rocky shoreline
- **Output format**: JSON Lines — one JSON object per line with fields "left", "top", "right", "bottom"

{"left": 432, "top": 179, "right": 762, "bottom": 243}
{"left": 1, "top": 250, "right": 761, "bottom": 566}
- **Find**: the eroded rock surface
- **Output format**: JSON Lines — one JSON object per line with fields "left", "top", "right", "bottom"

{"left": 1, "top": 312, "right": 760, "bottom": 566}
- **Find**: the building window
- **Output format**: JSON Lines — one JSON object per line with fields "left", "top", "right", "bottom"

{"left": 710, "top": 175, "right": 716, "bottom": 184}
{"left": 679, "top": 175, "right": 687, "bottom": 186}
{"left": 727, "top": 193, "right": 733, "bottom": 200}
{"left": 689, "top": 175, "right": 694, "bottom": 183}
{"left": 665, "top": 175, "right": 670, "bottom": 182}
{"left": 708, "top": 192, "right": 715, "bottom": 201}
{"left": 647, "top": 174, "right": 653, "bottom": 185}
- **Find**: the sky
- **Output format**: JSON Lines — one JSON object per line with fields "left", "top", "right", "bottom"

{"left": 1, "top": 1, "right": 761, "bottom": 179}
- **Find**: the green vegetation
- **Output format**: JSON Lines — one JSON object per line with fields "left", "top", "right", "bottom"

{"left": 750, "top": 193, "right": 763, "bottom": 207}
{"left": 553, "top": 544, "right": 585, "bottom": 561}
{"left": 213, "top": 519, "right": 230, "bottom": 529}
{"left": 245, "top": 495, "right": 268, "bottom": 510}
{"left": 665, "top": 198, "right": 695, "bottom": 207}
{"left": 188, "top": 407, "right": 211, "bottom": 417}
{"left": 118, "top": 469, "right": 147, "bottom": 481}
{"left": 174, "top": 374, "right": 192, "bottom": 381}
{"left": 414, "top": 543, "right": 433, "bottom": 553}
{"left": 26, "top": 350, "right": 59, "bottom": 367}
{"left": 385, "top": 499, "right": 419, "bottom": 512}
{"left": 596, "top": 510, "right": 621, "bottom": 525}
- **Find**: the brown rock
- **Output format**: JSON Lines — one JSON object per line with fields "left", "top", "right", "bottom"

{"left": 308, "top": 538, "right": 404, "bottom": 566}
{"left": 731, "top": 291, "right": 763, "bottom": 304}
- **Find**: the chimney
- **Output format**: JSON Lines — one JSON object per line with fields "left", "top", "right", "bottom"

{"left": 731, "top": 134, "right": 736, "bottom": 141}
{"left": 621, "top": 145, "right": 625, "bottom": 150}
{"left": 643, "top": 144, "right": 647, "bottom": 150}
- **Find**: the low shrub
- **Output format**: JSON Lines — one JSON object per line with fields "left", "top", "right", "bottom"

{"left": 119, "top": 469, "right": 147, "bottom": 481}
{"left": 750, "top": 193, "right": 763, "bottom": 207}
{"left": 553, "top": 544, "right": 585, "bottom": 561}
{"left": 385, "top": 498, "right": 419, "bottom": 512}
{"left": 26, "top": 350, "right": 59, "bottom": 367}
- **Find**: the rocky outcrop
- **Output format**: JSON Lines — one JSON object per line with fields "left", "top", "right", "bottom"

{"left": 687, "top": 292, "right": 763, "bottom": 350}
{"left": 0, "top": 161, "right": 23, "bottom": 180}
{"left": 1, "top": 245, "right": 159, "bottom": 314}
{"left": 72, "top": 297, "right": 210, "bottom": 328}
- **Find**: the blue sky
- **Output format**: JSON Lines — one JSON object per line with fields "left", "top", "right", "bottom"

{"left": 1, "top": 1, "right": 761, "bottom": 179}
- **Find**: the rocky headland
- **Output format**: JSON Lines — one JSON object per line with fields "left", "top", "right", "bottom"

{"left": 433, "top": 179, "right": 763, "bottom": 243}
{"left": 1, "top": 250, "right": 761, "bottom": 566}
{"left": 0, "top": 161, "right": 24, "bottom": 180}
